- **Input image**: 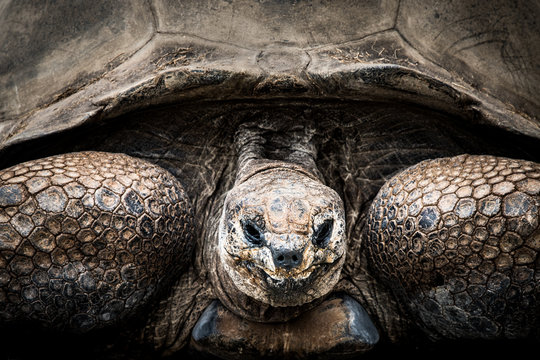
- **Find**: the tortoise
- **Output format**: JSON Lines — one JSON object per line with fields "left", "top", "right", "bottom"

{"left": 0, "top": 1, "right": 539, "bottom": 359}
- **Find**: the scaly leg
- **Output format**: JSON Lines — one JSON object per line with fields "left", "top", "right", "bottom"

{"left": 0, "top": 151, "right": 195, "bottom": 331}
{"left": 366, "top": 154, "right": 539, "bottom": 339}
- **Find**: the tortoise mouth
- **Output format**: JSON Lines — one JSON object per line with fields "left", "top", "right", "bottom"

{"left": 224, "top": 253, "right": 341, "bottom": 307}
{"left": 228, "top": 250, "right": 342, "bottom": 281}
{"left": 221, "top": 220, "right": 346, "bottom": 305}
{"left": 247, "top": 259, "right": 328, "bottom": 284}
{"left": 239, "top": 260, "right": 337, "bottom": 307}
{"left": 253, "top": 262, "right": 323, "bottom": 290}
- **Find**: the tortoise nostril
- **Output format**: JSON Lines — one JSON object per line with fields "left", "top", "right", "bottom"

{"left": 273, "top": 249, "right": 303, "bottom": 270}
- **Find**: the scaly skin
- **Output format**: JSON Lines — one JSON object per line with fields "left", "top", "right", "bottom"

{"left": 0, "top": 151, "right": 194, "bottom": 331}
{"left": 0, "top": 151, "right": 539, "bottom": 358}
{"left": 366, "top": 155, "right": 540, "bottom": 339}
{"left": 211, "top": 160, "right": 346, "bottom": 318}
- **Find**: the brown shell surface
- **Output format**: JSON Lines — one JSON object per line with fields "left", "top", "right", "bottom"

{"left": 366, "top": 155, "right": 540, "bottom": 339}
{"left": 0, "top": 151, "right": 194, "bottom": 330}
{"left": 1, "top": 0, "right": 539, "bottom": 153}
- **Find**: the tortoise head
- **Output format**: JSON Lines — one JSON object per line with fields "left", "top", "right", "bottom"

{"left": 218, "top": 166, "right": 346, "bottom": 307}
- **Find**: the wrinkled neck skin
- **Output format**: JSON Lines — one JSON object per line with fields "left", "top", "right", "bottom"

{"left": 205, "top": 122, "right": 354, "bottom": 323}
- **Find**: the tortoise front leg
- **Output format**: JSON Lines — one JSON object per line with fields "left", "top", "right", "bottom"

{"left": 365, "top": 154, "right": 539, "bottom": 340}
{"left": 0, "top": 151, "right": 195, "bottom": 331}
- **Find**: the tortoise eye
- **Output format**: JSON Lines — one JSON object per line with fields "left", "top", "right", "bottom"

{"left": 243, "top": 221, "right": 264, "bottom": 246}
{"left": 312, "top": 219, "right": 333, "bottom": 248}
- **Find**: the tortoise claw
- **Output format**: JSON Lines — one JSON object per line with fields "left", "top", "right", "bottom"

{"left": 191, "top": 294, "right": 379, "bottom": 359}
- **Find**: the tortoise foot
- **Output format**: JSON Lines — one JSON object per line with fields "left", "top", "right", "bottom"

{"left": 191, "top": 293, "right": 379, "bottom": 359}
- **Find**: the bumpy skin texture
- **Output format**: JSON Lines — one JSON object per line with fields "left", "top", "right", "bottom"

{"left": 217, "top": 163, "right": 346, "bottom": 308}
{"left": 366, "top": 155, "right": 540, "bottom": 339}
{"left": 206, "top": 160, "right": 347, "bottom": 325}
{"left": 0, "top": 152, "right": 194, "bottom": 331}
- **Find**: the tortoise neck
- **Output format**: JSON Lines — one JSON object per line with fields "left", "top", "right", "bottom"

{"left": 234, "top": 121, "right": 323, "bottom": 184}
{"left": 235, "top": 159, "right": 321, "bottom": 185}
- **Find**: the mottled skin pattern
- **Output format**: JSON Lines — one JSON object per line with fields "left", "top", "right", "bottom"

{"left": 0, "top": 152, "right": 194, "bottom": 331}
{"left": 216, "top": 161, "right": 346, "bottom": 310}
{"left": 366, "top": 155, "right": 540, "bottom": 339}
